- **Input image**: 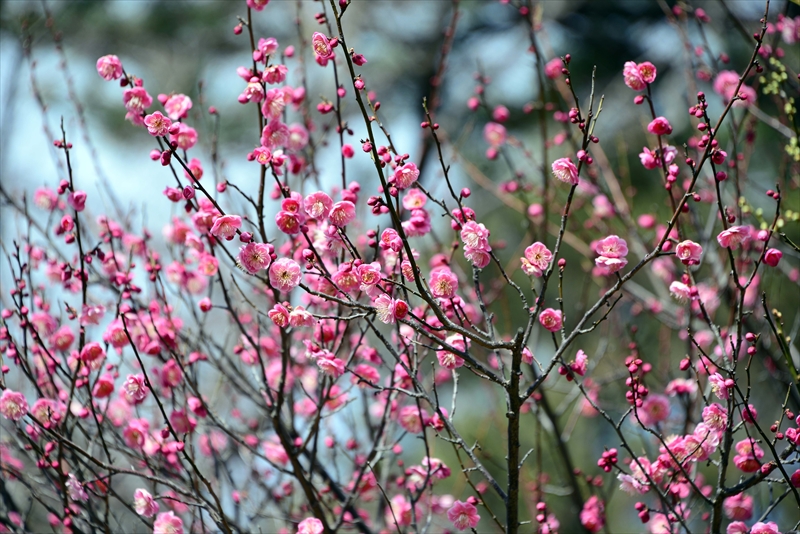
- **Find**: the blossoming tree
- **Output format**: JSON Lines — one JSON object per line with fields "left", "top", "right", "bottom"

{"left": 1, "top": 1, "right": 799, "bottom": 533}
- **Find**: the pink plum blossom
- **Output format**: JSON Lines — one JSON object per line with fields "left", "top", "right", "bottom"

{"left": 0, "top": 390, "right": 28, "bottom": 421}
{"left": 539, "top": 308, "right": 562, "bottom": 332}
{"left": 269, "top": 258, "right": 302, "bottom": 292}
{"left": 717, "top": 226, "right": 751, "bottom": 250}
{"left": 551, "top": 157, "right": 579, "bottom": 185}
{"left": 210, "top": 215, "right": 242, "bottom": 241}
{"left": 96, "top": 54, "right": 123, "bottom": 81}
{"left": 447, "top": 500, "right": 480, "bottom": 531}
{"left": 676, "top": 240, "right": 703, "bottom": 265}
{"left": 521, "top": 242, "right": 552, "bottom": 277}
{"left": 134, "top": 488, "right": 160, "bottom": 517}
{"left": 238, "top": 242, "right": 272, "bottom": 274}
{"left": 153, "top": 511, "right": 184, "bottom": 534}
{"left": 144, "top": 111, "right": 172, "bottom": 136}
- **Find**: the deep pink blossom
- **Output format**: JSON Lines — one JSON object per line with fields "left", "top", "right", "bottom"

{"left": 539, "top": 308, "right": 562, "bottom": 332}
{"left": 702, "top": 403, "right": 727, "bottom": 433}
{"left": 144, "top": 111, "right": 172, "bottom": 136}
{"left": 580, "top": 495, "right": 605, "bottom": 533}
{"left": 164, "top": 94, "right": 192, "bottom": 120}
{"left": 483, "top": 122, "right": 507, "bottom": 147}
{"left": 311, "top": 32, "right": 335, "bottom": 66}
{"left": 750, "top": 522, "right": 780, "bottom": 534}
{"left": 647, "top": 117, "right": 673, "bottom": 136}
{"left": 304, "top": 191, "right": 333, "bottom": 220}
{"left": 121, "top": 374, "right": 148, "bottom": 405}
{"left": 764, "top": 248, "right": 782, "bottom": 267}
{"left": 329, "top": 200, "right": 356, "bottom": 227}
{"left": 723, "top": 493, "right": 753, "bottom": 520}
{"left": 595, "top": 235, "right": 628, "bottom": 258}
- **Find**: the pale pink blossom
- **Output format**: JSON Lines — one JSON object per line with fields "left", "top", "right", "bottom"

{"left": 209, "top": 215, "right": 242, "bottom": 241}
{"left": 153, "top": 511, "right": 184, "bottom": 534}
{"left": 595, "top": 235, "right": 628, "bottom": 258}
{"left": 329, "top": 200, "right": 356, "bottom": 227}
{"left": 392, "top": 162, "right": 420, "bottom": 190}
{"left": 430, "top": 269, "right": 458, "bottom": 299}
{"left": 380, "top": 228, "right": 403, "bottom": 252}
{"left": 717, "top": 226, "right": 751, "bottom": 250}
{"left": 123, "top": 86, "right": 153, "bottom": 114}
{"left": 708, "top": 373, "right": 731, "bottom": 400}
{"left": 726, "top": 522, "right": 749, "bottom": 534}
{"left": 521, "top": 242, "right": 552, "bottom": 277}
{"left": 66, "top": 474, "right": 88, "bottom": 502}
{"left": 96, "top": 54, "right": 123, "bottom": 81}
{"left": 269, "top": 258, "right": 302, "bottom": 292}
{"left": 595, "top": 255, "right": 628, "bottom": 274}
{"left": 669, "top": 281, "right": 692, "bottom": 302}
{"left": 133, "top": 488, "right": 159, "bottom": 517}
{"left": 676, "top": 240, "right": 703, "bottom": 265}
{"left": 551, "top": 157, "right": 579, "bottom": 185}
{"left": 163, "top": 94, "right": 192, "bottom": 120}
{"left": 297, "top": 517, "right": 324, "bottom": 534}
{"left": 121, "top": 374, "right": 148, "bottom": 405}
{"left": 398, "top": 405, "right": 426, "bottom": 433}
{"left": 261, "top": 120, "right": 290, "bottom": 150}
{"left": 539, "top": 308, "right": 562, "bottom": 332}
{"left": 304, "top": 191, "right": 333, "bottom": 220}
{"left": 483, "top": 122, "right": 507, "bottom": 147}
{"left": 0, "top": 390, "right": 28, "bottom": 421}
{"left": 460, "top": 221, "right": 490, "bottom": 250}
{"left": 638, "top": 394, "right": 670, "bottom": 426}
{"left": 238, "top": 242, "right": 272, "bottom": 274}
{"left": 317, "top": 356, "right": 345, "bottom": 378}
{"left": 447, "top": 500, "right": 480, "bottom": 531}
{"left": 702, "top": 403, "right": 727, "bottom": 433}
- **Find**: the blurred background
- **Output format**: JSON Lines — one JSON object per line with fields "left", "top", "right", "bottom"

{"left": 1, "top": 0, "right": 798, "bottom": 532}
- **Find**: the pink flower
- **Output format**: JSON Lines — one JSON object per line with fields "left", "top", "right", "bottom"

{"left": 133, "top": 488, "right": 160, "bottom": 517}
{"left": 329, "top": 200, "right": 356, "bottom": 227}
{"left": 169, "top": 123, "right": 198, "bottom": 150}
{"left": 702, "top": 403, "right": 727, "bottom": 433}
{"left": 391, "top": 162, "right": 420, "bottom": 190}
{"left": 669, "top": 281, "right": 692, "bottom": 302}
{"left": 96, "top": 55, "right": 123, "bottom": 81}
{"left": 595, "top": 255, "right": 628, "bottom": 274}
{"left": 317, "top": 355, "right": 345, "bottom": 378}
{"left": 304, "top": 191, "right": 333, "bottom": 220}
{"left": 545, "top": 57, "right": 562, "bottom": 79}
{"left": 164, "top": 94, "right": 192, "bottom": 120}
{"left": 311, "top": 32, "right": 335, "bottom": 66}
{"left": 0, "top": 390, "right": 28, "bottom": 421}
{"left": 723, "top": 493, "right": 753, "bottom": 520}
{"left": 580, "top": 495, "right": 605, "bottom": 533}
{"left": 247, "top": 0, "right": 269, "bottom": 11}
{"left": 297, "top": 517, "right": 324, "bottom": 534}
{"left": 34, "top": 187, "right": 58, "bottom": 210}
{"left": 437, "top": 334, "right": 467, "bottom": 370}
{"left": 289, "top": 306, "right": 315, "bottom": 327}
{"left": 709, "top": 373, "right": 731, "bottom": 400}
{"left": 430, "top": 269, "right": 458, "bottom": 299}
{"left": 571, "top": 349, "right": 588, "bottom": 376}
{"left": 539, "top": 308, "right": 563, "bottom": 332}
{"left": 750, "top": 522, "right": 780, "bottom": 534}
{"left": 447, "top": 500, "right": 480, "bottom": 531}
{"left": 483, "top": 122, "right": 507, "bottom": 147}
{"left": 676, "top": 240, "right": 703, "bottom": 265}
{"left": 261, "top": 120, "right": 289, "bottom": 150}
{"left": 639, "top": 147, "right": 659, "bottom": 170}
{"left": 521, "top": 242, "right": 552, "bottom": 277}
{"left": 595, "top": 235, "right": 628, "bottom": 258}
{"left": 733, "top": 438, "right": 764, "bottom": 473}
{"left": 66, "top": 474, "right": 88, "bottom": 502}
{"left": 639, "top": 394, "right": 670, "bottom": 426}
{"left": 268, "top": 304, "right": 290, "bottom": 327}
{"left": 153, "top": 511, "right": 184, "bottom": 534}
{"left": 460, "top": 221, "right": 490, "bottom": 250}
{"left": 717, "top": 226, "right": 751, "bottom": 250}
{"left": 123, "top": 86, "right": 153, "bottom": 114}
{"left": 263, "top": 64, "right": 288, "bottom": 85}
{"left": 79, "top": 341, "right": 106, "bottom": 363}
{"left": 121, "top": 374, "right": 148, "bottom": 405}
{"left": 144, "top": 111, "right": 172, "bottom": 137}
{"left": 551, "top": 157, "right": 579, "bottom": 185}
{"left": 210, "top": 215, "right": 242, "bottom": 240}
{"left": 464, "top": 246, "right": 491, "bottom": 268}
{"left": 380, "top": 228, "right": 404, "bottom": 252}
{"left": 764, "top": 248, "right": 782, "bottom": 267}
{"left": 123, "top": 418, "right": 149, "bottom": 447}
{"left": 638, "top": 61, "right": 657, "bottom": 83}
{"left": 374, "top": 294, "right": 397, "bottom": 324}
{"left": 647, "top": 117, "right": 672, "bottom": 136}
{"left": 727, "top": 522, "right": 749, "bottom": 534}
{"left": 93, "top": 374, "right": 115, "bottom": 398}
{"left": 269, "top": 258, "right": 302, "bottom": 292}
{"left": 238, "top": 242, "right": 272, "bottom": 274}
{"left": 714, "top": 71, "right": 756, "bottom": 107}
{"left": 67, "top": 190, "right": 87, "bottom": 212}
{"left": 623, "top": 61, "right": 646, "bottom": 91}
{"left": 239, "top": 78, "right": 265, "bottom": 104}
